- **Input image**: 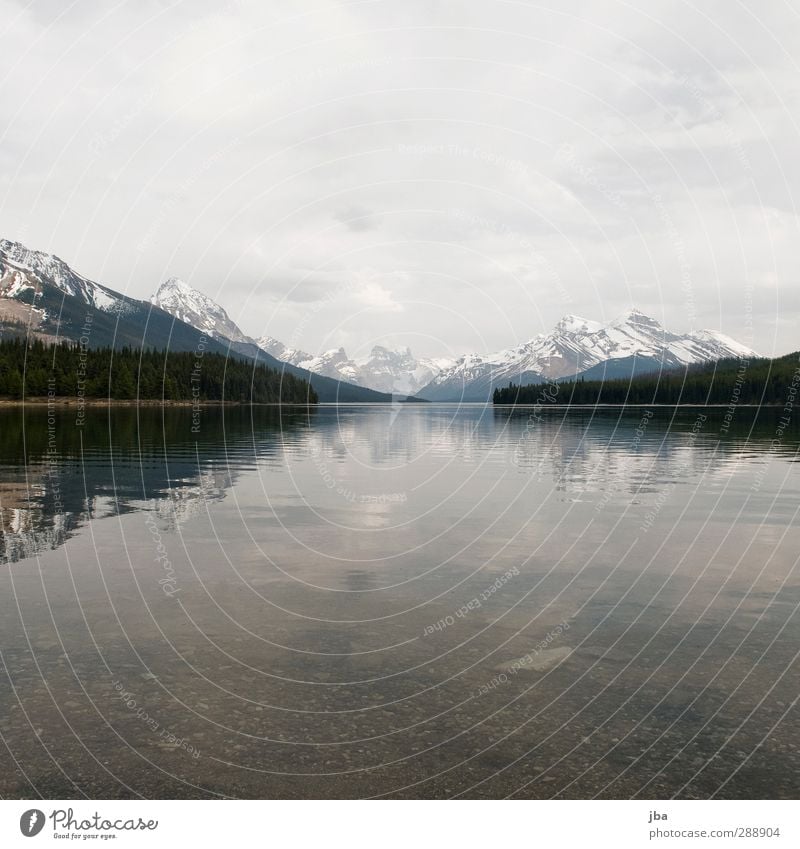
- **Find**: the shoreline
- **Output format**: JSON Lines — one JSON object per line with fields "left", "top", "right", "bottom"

{"left": 0, "top": 397, "right": 785, "bottom": 409}
{"left": 491, "top": 403, "right": 783, "bottom": 409}
{"left": 0, "top": 397, "right": 317, "bottom": 407}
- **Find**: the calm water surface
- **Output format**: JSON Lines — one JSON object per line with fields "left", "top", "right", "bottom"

{"left": 0, "top": 404, "right": 798, "bottom": 798}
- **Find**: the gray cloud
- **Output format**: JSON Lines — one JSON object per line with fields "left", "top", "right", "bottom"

{"left": 1, "top": 0, "right": 798, "bottom": 357}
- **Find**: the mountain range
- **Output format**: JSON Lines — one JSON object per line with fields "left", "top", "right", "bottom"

{"left": 149, "top": 277, "right": 446, "bottom": 400}
{"left": 149, "top": 277, "right": 451, "bottom": 396}
{"left": 1, "top": 238, "right": 758, "bottom": 402}
{"left": 420, "top": 310, "right": 757, "bottom": 401}
{"left": 0, "top": 240, "right": 393, "bottom": 403}
{"left": 255, "top": 336, "right": 453, "bottom": 396}
{"left": 153, "top": 282, "right": 756, "bottom": 401}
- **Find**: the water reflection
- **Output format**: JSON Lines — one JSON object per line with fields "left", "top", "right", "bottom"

{"left": 2, "top": 405, "right": 798, "bottom": 565}
{"left": 0, "top": 406, "right": 312, "bottom": 562}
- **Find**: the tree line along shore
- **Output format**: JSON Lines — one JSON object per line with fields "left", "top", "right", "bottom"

{"left": 0, "top": 338, "right": 318, "bottom": 404}
{"left": 492, "top": 351, "right": 800, "bottom": 407}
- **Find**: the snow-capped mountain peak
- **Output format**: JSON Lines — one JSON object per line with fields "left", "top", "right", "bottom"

{"left": 353, "top": 345, "right": 451, "bottom": 394}
{"left": 151, "top": 277, "right": 249, "bottom": 342}
{"left": 250, "top": 337, "right": 452, "bottom": 395}
{"left": 553, "top": 314, "right": 603, "bottom": 335}
{"left": 421, "top": 309, "right": 759, "bottom": 400}
{"left": 610, "top": 307, "right": 665, "bottom": 332}
{"left": 360, "top": 344, "right": 413, "bottom": 365}
{"left": 154, "top": 276, "right": 193, "bottom": 300}
{"left": 0, "top": 238, "right": 122, "bottom": 310}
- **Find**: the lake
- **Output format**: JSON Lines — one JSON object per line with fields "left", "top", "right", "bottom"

{"left": 0, "top": 403, "right": 798, "bottom": 799}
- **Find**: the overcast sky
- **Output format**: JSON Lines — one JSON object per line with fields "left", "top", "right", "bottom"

{"left": 2, "top": 0, "right": 798, "bottom": 359}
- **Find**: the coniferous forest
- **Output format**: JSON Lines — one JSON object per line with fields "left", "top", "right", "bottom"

{"left": 0, "top": 338, "right": 317, "bottom": 404}
{"left": 492, "top": 352, "right": 800, "bottom": 406}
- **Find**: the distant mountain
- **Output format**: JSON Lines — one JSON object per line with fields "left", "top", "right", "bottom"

{"left": 0, "top": 239, "right": 391, "bottom": 403}
{"left": 257, "top": 335, "right": 314, "bottom": 368}
{"left": 420, "top": 309, "right": 758, "bottom": 401}
{"left": 296, "top": 347, "right": 364, "bottom": 387}
{"left": 357, "top": 346, "right": 453, "bottom": 395}
{"left": 147, "top": 275, "right": 394, "bottom": 402}
{"left": 257, "top": 336, "right": 452, "bottom": 395}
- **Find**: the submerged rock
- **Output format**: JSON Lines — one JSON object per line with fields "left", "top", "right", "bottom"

{"left": 496, "top": 646, "right": 572, "bottom": 673}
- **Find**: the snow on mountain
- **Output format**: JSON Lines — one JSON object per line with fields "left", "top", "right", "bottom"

{"left": 0, "top": 238, "right": 124, "bottom": 311}
{"left": 422, "top": 308, "right": 759, "bottom": 400}
{"left": 690, "top": 329, "right": 757, "bottom": 359}
{"left": 256, "top": 335, "right": 314, "bottom": 367}
{"left": 256, "top": 336, "right": 450, "bottom": 395}
{"left": 150, "top": 280, "right": 437, "bottom": 396}
{"left": 297, "top": 347, "right": 364, "bottom": 386}
{"left": 0, "top": 239, "right": 765, "bottom": 402}
{"left": 151, "top": 277, "right": 250, "bottom": 343}
{"left": 257, "top": 336, "right": 363, "bottom": 384}
{"left": 145, "top": 274, "right": 758, "bottom": 401}
{"left": 354, "top": 346, "right": 453, "bottom": 395}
